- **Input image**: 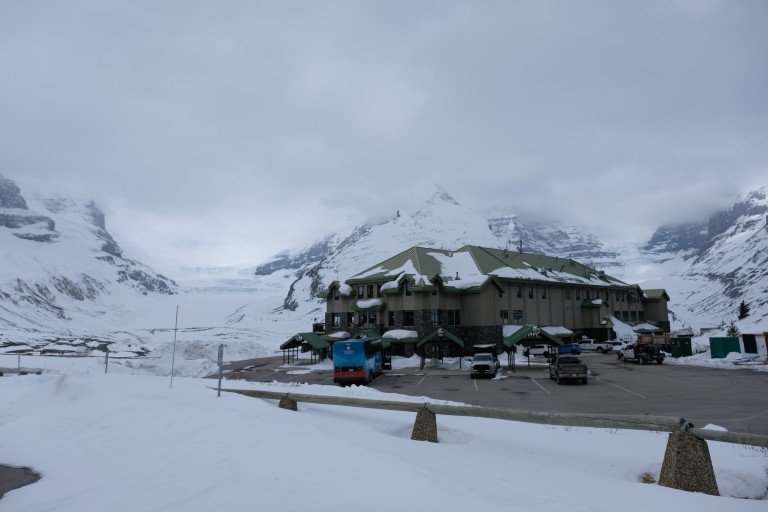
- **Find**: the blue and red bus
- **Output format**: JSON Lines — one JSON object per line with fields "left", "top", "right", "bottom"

{"left": 332, "top": 337, "right": 383, "bottom": 385}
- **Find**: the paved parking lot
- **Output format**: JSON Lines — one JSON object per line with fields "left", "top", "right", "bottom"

{"left": 223, "top": 353, "right": 768, "bottom": 434}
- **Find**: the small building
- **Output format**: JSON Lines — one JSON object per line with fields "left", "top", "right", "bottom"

{"left": 316, "top": 245, "right": 670, "bottom": 355}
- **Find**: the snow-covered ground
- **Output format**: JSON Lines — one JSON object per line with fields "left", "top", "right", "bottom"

{"left": 1, "top": 354, "right": 766, "bottom": 511}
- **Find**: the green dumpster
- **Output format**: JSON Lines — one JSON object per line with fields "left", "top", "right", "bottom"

{"left": 670, "top": 337, "right": 692, "bottom": 358}
{"left": 709, "top": 337, "right": 741, "bottom": 359}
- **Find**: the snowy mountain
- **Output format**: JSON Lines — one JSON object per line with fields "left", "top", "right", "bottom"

{"left": 645, "top": 187, "right": 768, "bottom": 330}
{"left": 0, "top": 174, "right": 178, "bottom": 348}
{"left": 2, "top": 175, "right": 767, "bottom": 374}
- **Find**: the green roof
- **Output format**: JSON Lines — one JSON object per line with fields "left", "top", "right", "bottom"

{"left": 341, "top": 245, "right": 630, "bottom": 291}
{"left": 347, "top": 246, "right": 448, "bottom": 283}
{"left": 643, "top": 289, "right": 670, "bottom": 301}
{"left": 280, "top": 332, "right": 330, "bottom": 351}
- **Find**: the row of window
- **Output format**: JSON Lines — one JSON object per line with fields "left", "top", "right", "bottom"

{"left": 332, "top": 308, "right": 646, "bottom": 329}
{"left": 337, "top": 283, "right": 639, "bottom": 304}
{"left": 330, "top": 310, "right": 462, "bottom": 328}
{"left": 499, "top": 309, "right": 645, "bottom": 324}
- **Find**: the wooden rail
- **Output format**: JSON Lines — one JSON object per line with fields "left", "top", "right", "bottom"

{"left": 219, "top": 387, "right": 768, "bottom": 448}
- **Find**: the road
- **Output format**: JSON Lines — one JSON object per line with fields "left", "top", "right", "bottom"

{"left": 221, "top": 352, "right": 768, "bottom": 434}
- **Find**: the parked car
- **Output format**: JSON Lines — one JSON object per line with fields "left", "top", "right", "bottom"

{"left": 470, "top": 353, "right": 499, "bottom": 378}
{"left": 523, "top": 344, "right": 551, "bottom": 357}
{"left": 578, "top": 339, "right": 613, "bottom": 353}
{"left": 548, "top": 355, "right": 589, "bottom": 385}
{"left": 558, "top": 343, "right": 582, "bottom": 355}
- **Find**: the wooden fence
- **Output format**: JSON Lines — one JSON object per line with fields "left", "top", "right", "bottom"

{"left": 218, "top": 387, "right": 768, "bottom": 448}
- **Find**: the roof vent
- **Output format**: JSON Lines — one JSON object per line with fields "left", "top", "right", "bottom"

{"left": 455, "top": 272, "right": 460, "bottom": 280}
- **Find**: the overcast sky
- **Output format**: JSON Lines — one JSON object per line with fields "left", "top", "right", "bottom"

{"left": 2, "top": 1, "right": 766, "bottom": 271}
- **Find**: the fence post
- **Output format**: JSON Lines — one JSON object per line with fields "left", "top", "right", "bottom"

{"left": 411, "top": 405, "right": 438, "bottom": 443}
{"left": 279, "top": 395, "right": 298, "bottom": 411}
{"left": 658, "top": 421, "right": 719, "bottom": 496}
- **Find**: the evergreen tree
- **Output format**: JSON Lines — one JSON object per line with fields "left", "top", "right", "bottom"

{"left": 738, "top": 300, "right": 750, "bottom": 320}
{"left": 726, "top": 320, "right": 740, "bottom": 337}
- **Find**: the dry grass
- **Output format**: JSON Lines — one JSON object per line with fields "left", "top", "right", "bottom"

{"left": 640, "top": 472, "right": 657, "bottom": 484}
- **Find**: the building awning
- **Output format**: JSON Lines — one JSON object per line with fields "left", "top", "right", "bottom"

{"left": 280, "top": 332, "right": 330, "bottom": 351}
{"left": 351, "top": 299, "right": 386, "bottom": 311}
{"left": 581, "top": 298, "right": 609, "bottom": 309}
{"left": 502, "top": 325, "right": 564, "bottom": 347}
{"left": 416, "top": 327, "right": 465, "bottom": 348}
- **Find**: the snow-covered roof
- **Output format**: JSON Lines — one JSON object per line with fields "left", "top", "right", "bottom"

{"left": 382, "top": 329, "right": 419, "bottom": 340}
{"left": 344, "top": 245, "right": 630, "bottom": 291}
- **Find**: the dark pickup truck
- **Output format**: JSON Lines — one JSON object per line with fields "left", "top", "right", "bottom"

{"left": 548, "top": 355, "right": 589, "bottom": 385}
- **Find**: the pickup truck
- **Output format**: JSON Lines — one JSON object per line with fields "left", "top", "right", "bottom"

{"left": 548, "top": 355, "right": 588, "bottom": 385}
{"left": 470, "top": 353, "right": 499, "bottom": 379}
{"left": 619, "top": 343, "right": 664, "bottom": 365}
{"left": 578, "top": 339, "right": 612, "bottom": 353}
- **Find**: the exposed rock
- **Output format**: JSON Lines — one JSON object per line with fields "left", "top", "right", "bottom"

{"left": 0, "top": 174, "right": 29, "bottom": 209}
{"left": 0, "top": 175, "right": 58, "bottom": 241}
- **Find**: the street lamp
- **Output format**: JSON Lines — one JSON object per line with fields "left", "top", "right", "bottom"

{"left": 436, "top": 328, "right": 444, "bottom": 366}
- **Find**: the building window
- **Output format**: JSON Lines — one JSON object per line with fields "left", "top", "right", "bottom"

{"left": 516, "top": 286, "right": 523, "bottom": 298}
{"left": 332, "top": 313, "right": 341, "bottom": 328}
{"left": 368, "top": 311, "right": 377, "bottom": 325}
{"left": 631, "top": 311, "right": 637, "bottom": 322}
{"left": 367, "top": 284, "right": 374, "bottom": 298}
{"left": 622, "top": 311, "right": 629, "bottom": 321}
{"left": 430, "top": 309, "right": 439, "bottom": 326}
{"left": 405, "top": 282, "right": 412, "bottom": 296}
{"left": 576, "top": 289, "right": 581, "bottom": 300}
{"left": 446, "top": 310, "right": 461, "bottom": 325}
{"left": 388, "top": 311, "right": 395, "bottom": 325}
{"left": 403, "top": 310, "right": 414, "bottom": 326}
{"left": 377, "top": 284, "right": 382, "bottom": 297}
{"left": 346, "top": 312, "right": 354, "bottom": 326}
{"left": 565, "top": 288, "right": 571, "bottom": 300}
{"left": 358, "top": 312, "right": 365, "bottom": 326}
{"left": 585, "top": 289, "right": 590, "bottom": 299}
{"left": 512, "top": 310, "right": 524, "bottom": 325}
{"left": 528, "top": 287, "right": 534, "bottom": 299}
{"left": 500, "top": 309, "right": 509, "bottom": 325}
{"left": 639, "top": 311, "right": 645, "bottom": 322}
{"left": 357, "top": 285, "right": 364, "bottom": 298}
{"left": 541, "top": 287, "right": 547, "bottom": 299}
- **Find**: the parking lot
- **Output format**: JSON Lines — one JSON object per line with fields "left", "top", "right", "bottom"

{"left": 223, "top": 352, "right": 768, "bottom": 435}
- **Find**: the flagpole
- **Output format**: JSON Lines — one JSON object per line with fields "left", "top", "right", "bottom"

{"left": 170, "top": 305, "right": 179, "bottom": 389}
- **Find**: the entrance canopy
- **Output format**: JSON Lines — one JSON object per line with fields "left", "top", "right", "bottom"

{"left": 502, "top": 325, "right": 564, "bottom": 348}
{"left": 416, "top": 327, "right": 465, "bottom": 348}
{"left": 280, "top": 332, "right": 330, "bottom": 351}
